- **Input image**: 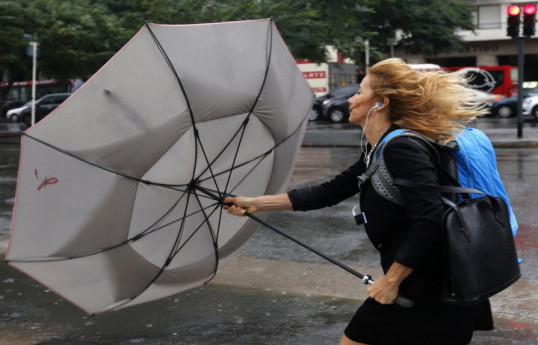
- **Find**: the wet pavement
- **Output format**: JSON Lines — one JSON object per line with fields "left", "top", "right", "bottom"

{"left": 1, "top": 119, "right": 538, "bottom": 344}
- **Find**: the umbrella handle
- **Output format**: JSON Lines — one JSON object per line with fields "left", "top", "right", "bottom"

{"left": 394, "top": 295, "right": 415, "bottom": 308}
{"left": 361, "top": 275, "right": 414, "bottom": 308}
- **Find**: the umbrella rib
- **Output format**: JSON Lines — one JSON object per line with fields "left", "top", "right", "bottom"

{"left": 18, "top": 132, "right": 231, "bottom": 195}
{"left": 110, "top": 183, "right": 229, "bottom": 311}
{"left": 145, "top": 22, "right": 203, "bottom": 191}
{"left": 145, "top": 22, "right": 222, "bottom": 203}
{"left": 19, "top": 132, "right": 192, "bottom": 189}
{"left": 196, "top": 107, "right": 308, "bottom": 191}
{"left": 189, "top": 23, "right": 275, "bottom": 256}
{"left": 7, "top": 207, "right": 222, "bottom": 263}
{"left": 144, "top": 22, "right": 197, "bottom": 128}
{"left": 6, "top": 187, "right": 220, "bottom": 263}
{"left": 169, "top": 190, "right": 221, "bottom": 284}
{"left": 109, "top": 182, "right": 197, "bottom": 311}
{"left": 195, "top": 20, "right": 274, "bottom": 201}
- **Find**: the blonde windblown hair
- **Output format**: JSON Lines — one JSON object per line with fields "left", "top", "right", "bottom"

{"left": 367, "top": 58, "right": 487, "bottom": 143}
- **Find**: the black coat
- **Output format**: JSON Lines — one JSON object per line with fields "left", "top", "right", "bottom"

{"left": 289, "top": 126, "right": 458, "bottom": 301}
{"left": 288, "top": 126, "right": 494, "bottom": 343}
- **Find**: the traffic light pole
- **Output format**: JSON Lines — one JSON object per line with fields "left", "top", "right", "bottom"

{"left": 507, "top": 3, "right": 537, "bottom": 138}
{"left": 517, "top": 37, "right": 524, "bottom": 138}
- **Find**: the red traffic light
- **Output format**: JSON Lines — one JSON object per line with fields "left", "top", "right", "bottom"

{"left": 524, "top": 4, "right": 537, "bottom": 15}
{"left": 507, "top": 4, "right": 521, "bottom": 16}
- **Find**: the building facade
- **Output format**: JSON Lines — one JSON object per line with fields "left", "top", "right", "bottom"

{"left": 396, "top": 0, "right": 538, "bottom": 82}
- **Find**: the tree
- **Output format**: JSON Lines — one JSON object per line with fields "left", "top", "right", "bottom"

{"left": 365, "top": 0, "right": 475, "bottom": 58}
{"left": 0, "top": 0, "right": 32, "bottom": 105}
{"left": 0, "top": 0, "right": 124, "bottom": 110}
{"left": 96, "top": 0, "right": 187, "bottom": 34}
{"left": 29, "top": 0, "right": 124, "bottom": 80}
{"left": 99, "top": 0, "right": 371, "bottom": 63}
{"left": 195, "top": 0, "right": 333, "bottom": 62}
{"left": 1, "top": 0, "right": 475, "bottom": 92}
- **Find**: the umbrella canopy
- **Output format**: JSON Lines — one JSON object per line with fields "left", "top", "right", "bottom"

{"left": 6, "top": 19, "right": 312, "bottom": 315}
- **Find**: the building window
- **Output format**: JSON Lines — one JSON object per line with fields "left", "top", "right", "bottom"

{"left": 478, "top": 5, "right": 501, "bottom": 29}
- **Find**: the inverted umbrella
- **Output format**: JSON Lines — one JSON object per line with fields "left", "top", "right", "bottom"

{"left": 6, "top": 19, "right": 313, "bottom": 315}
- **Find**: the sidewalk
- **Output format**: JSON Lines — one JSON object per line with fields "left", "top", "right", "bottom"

{"left": 302, "top": 123, "right": 538, "bottom": 148}
{"left": 3, "top": 118, "right": 538, "bottom": 147}
{"left": 1, "top": 119, "right": 537, "bottom": 344}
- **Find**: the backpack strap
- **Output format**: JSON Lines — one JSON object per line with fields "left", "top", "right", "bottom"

{"left": 392, "top": 178, "right": 484, "bottom": 196}
{"left": 357, "top": 129, "right": 406, "bottom": 186}
{"left": 393, "top": 143, "right": 485, "bottom": 200}
{"left": 357, "top": 129, "right": 446, "bottom": 205}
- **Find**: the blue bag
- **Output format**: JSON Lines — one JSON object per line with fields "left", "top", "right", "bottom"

{"left": 360, "top": 127, "right": 518, "bottom": 236}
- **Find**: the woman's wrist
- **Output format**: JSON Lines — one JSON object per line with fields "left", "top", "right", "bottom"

{"left": 256, "top": 194, "right": 293, "bottom": 212}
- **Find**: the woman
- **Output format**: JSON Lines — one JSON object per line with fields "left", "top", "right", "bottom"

{"left": 224, "top": 58, "right": 493, "bottom": 345}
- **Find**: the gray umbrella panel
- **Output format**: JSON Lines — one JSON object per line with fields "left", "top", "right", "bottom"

{"left": 7, "top": 19, "right": 312, "bottom": 314}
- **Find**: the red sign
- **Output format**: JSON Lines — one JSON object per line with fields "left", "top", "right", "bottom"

{"left": 311, "top": 87, "right": 327, "bottom": 93}
{"left": 302, "top": 71, "right": 326, "bottom": 79}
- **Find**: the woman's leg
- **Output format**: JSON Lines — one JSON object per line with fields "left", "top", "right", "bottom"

{"left": 338, "top": 334, "right": 369, "bottom": 345}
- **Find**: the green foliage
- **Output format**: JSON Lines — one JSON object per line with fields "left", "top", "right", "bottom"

{"left": 366, "top": 0, "right": 475, "bottom": 57}
{"left": 0, "top": 0, "right": 31, "bottom": 81}
{"left": 0, "top": 0, "right": 475, "bottom": 86}
{"left": 31, "top": 0, "right": 124, "bottom": 79}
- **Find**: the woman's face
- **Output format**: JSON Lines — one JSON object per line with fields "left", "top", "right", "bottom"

{"left": 348, "top": 75, "right": 378, "bottom": 127}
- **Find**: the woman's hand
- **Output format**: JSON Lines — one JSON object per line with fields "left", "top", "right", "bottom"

{"left": 223, "top": 193, "right": 293, "bottom": 216}
{"left": 367, "top": 261, "right": 413, "bottom": 305}
{"left": 367, "top": 275, "right": 400, "bottom": 304}
{"left": 223, "top": 196, "right": 260, "bottom": 216}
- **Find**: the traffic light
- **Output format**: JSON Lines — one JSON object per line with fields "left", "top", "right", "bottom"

{"left": 523, "top": 4, "right": 537, "bottom": 37}
{"left": 507, "top": 5, "right": 521, "bottom": 38}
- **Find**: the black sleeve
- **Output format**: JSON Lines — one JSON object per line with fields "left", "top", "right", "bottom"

{"left": 287, "top": 157, "right": 366, "bottom": 211}
{"left": 383, "top": 136, "right": 446, "bottom": 269}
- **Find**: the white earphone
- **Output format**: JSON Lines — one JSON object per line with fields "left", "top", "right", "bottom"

{"left": 370, "top": 102, "right": 383, "bottom": 112}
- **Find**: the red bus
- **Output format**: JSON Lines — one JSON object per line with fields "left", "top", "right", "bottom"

{"left": 443, "top": 66, "right": 517, "bottom": 97}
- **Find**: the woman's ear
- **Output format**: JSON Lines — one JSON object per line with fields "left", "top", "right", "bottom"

{"left": 377, "top": 98, "right": 390, "bottom": 110}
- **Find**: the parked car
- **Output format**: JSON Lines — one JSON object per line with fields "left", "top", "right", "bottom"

{"left": 523, "top": 95, "right": 538, "bottom": 119}
{"left": 321, "top": 95, "right": 351, "bottom": 123}
{"left": 20, "top": 93, "right": 71, "bottom": 127}
{"left": 2, "top": 100, "right": 25, "bottom": 118}
{"left": 6, "top": 102, "right": 30, "bottom": 122}
{"left": 490, "top": 88, "right": 538, "bottom": 118}
{"left": 310, "top": 83, "right": 358, "bottom": 121}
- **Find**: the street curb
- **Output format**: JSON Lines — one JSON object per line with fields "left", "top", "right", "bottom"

{"left": 301, "top": 129, "right": 538, "bottom": 149}
{"left": 492, "top": 140, "right": 538, "bottom": 148}
{"left": 3, "top": 126, "right": 538, "bottom": 148}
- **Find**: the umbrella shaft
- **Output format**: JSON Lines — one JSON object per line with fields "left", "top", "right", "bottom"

{"left": 246, "top": 212, "right": 415, "bottom": 308}
{"left": 246, "top": 212, "right": 366, "bottom": 280}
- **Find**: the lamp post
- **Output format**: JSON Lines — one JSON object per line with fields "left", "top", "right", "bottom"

{"left": 31, "top": 41, "right": 38, "bottom": 127}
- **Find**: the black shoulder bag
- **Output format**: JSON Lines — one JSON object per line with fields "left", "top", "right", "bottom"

{"left": 394, "top": 161, "right": 520, "bottom": 306}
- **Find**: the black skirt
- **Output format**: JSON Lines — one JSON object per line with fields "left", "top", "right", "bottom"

{"left": 344, "top": 298, "right": 493, "bottom": 345}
